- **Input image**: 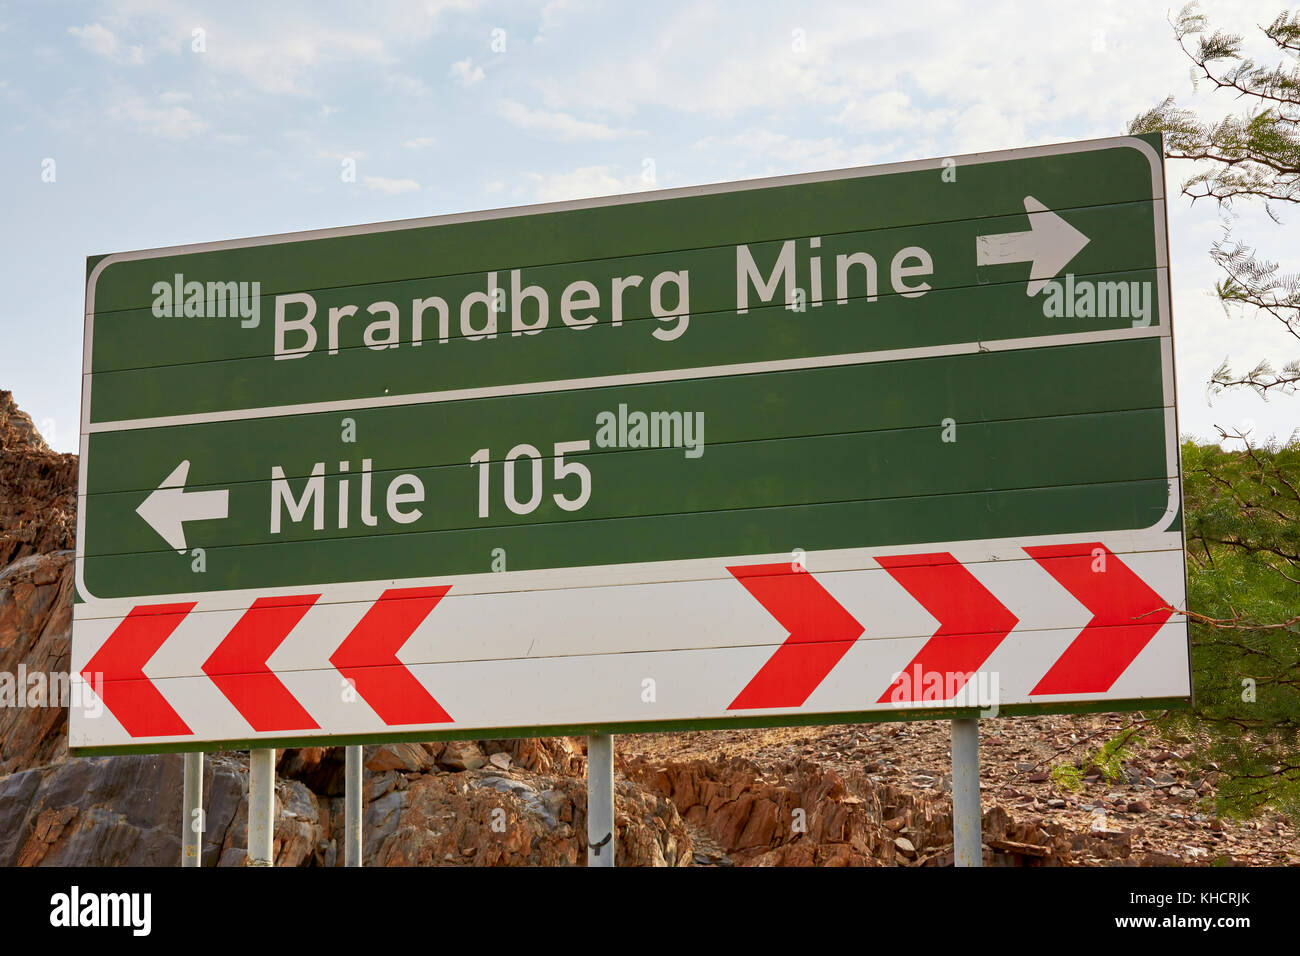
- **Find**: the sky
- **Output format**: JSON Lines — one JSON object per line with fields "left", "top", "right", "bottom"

{"left": 1, "top": 0, "right": 1296, "bottom": 454}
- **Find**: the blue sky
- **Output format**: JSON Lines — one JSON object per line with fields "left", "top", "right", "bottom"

{"left": 1, "top": 0, "right": 1296, "bottom": 452}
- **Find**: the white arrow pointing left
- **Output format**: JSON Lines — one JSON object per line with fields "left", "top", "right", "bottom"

{"left": 136, "top": 460, "right": 230, "bottom": 553}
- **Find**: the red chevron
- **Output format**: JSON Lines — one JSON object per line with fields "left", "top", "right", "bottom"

{"left": 1027, "top": 543, "right": 1173, "bottom": 694}
{"left": 330, "top": 586, "right": 453, "bottom": 725}
{"left": 202, "top": 594, "right": 320, "bottom": 732}
{"left": 82, "top": 602, "right": 195, "bottom": 737}
{"left": 727, "top": 564, "right": 865, "bottom": 710}
{"left": 876, "top": 552, "right": 1019, "bottom": 703}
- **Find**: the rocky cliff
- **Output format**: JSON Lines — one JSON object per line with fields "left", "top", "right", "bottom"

{"left": 0, "top": 392, "right": 76, "bottom": 568}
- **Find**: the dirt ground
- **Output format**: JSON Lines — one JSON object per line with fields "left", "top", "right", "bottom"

{"left": 620, "top": 711, "right": 1298, "bottom": 865}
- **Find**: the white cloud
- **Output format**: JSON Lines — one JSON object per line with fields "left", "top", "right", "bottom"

{"left": 68, "top": 3, "right": 488, "bottom": 97}
{"left": 529, "top": 3, "right": 850, "bottom": 121}
{"left": 388, "top": 74, "right": 432, "bottom": 97}
{"left": 219, "top": 26, "right": 393, "bottom": 95}
{"left": 316, "top": 149, "right": 368, "bottom": 161}
{"left": 107, "top": 94, "right": 207, "bottom": 138}
{"left": 524, "top": 165, "right": 651, "bottom": 203}
{"left": 539, "top": 0, "right": 590, "bottom": 34}
{"left": 58, "top": 2, "right": 485, "bottom": 106}
{"left": 497, "top": 99, "right": 633, "bottom": 141}
{"left": 523, "top": 0, "right": 1280, "bottom": 148}
{"left": 404, "top": 136, "right": 436, "bottom": 149}
{"left": 69, "top": 22, "right": 143, "bottom": 65}
{"left": 949, "top": 103, "right": 1029, "bottom": 155}
{"left": 363, "top": 176, "right": 421, "bottom": 194}
{"left": 195, "top": 2, "right": 487, "bottom": 95}
{"left": 833, "top": 91, "right": 945, "bottom": 133}
{"left": 693, "top": 128, "right": 894, "bottom": 176}
{"left": 450, "top": 58, "right": 485, "bottom": 87}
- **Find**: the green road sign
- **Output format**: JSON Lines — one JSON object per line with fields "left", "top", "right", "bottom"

{"left": 72, "top": 134, "right": 1190, "bottom": 753}
{"left": 80, "top": 134, "right": 1175, "bottom": 599}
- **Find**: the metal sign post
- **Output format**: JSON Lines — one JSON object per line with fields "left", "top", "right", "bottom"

{"left": 181, "top": 751, "right": 202, "bottom": 867}
{"left": 951, "top": 718, "right": 982, "bottom": 867}
{"left": 344, "top": 744, "right": 362, "bottom": 867}
{"left": 587, "top": 734, "right": 615, "bottom": 867}
{"left": 248, "top": 748, "right": 274, "bottom": 866}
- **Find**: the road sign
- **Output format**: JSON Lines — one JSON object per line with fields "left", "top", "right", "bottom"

{"left": 71, "top": 133, "right": 1190, "bottom": 754}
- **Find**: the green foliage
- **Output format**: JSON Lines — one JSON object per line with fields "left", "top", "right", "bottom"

{"left": 1125, "top": 3, "right": 1300, "bottom": 820}
{"left": 1052, "top": 727, "right": 1141, "bottom": 794}
{"left": 1176, "top": 440, "right": 1300, "bottom": 818}
{"left": 1051, "top": 763, "right": 1085, "bottom": 793}
{"left": 1090, "top": 730, "right": 1140, "bottom": 784}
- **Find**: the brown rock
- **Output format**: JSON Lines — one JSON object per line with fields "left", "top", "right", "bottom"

{"left": 0, "top": 392, "right": 77, "bottom": 568}
{"left": 987, "top": 837, "right": 1049, "bottom": 858}
{"left": 277, "top": 747, "right": 347, "bottom": 795}
{"left": 623, "top": 756, "right": 939, "bottom": 866}
{"left": 366, "top": 771, "right": 690, "bottom": 866}
{"left": 15, "top": 805, "right": 77, "bottom": 866}
{"left": 0, "top": 551, "right": 75, "bottom": 775}
{"left": 365, "top": 743, "right": 433, "bottom": 774}
{"left": 503, "top": 737, "right": 585, "bottom": 774}
{"left": 0, "top": 752, "right": 307, "bottom": 867}
{"left": 438, "top": 741, "right": 487, "bottom": 772}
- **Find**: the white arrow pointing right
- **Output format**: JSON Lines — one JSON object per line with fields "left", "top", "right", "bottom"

{"left": 976, "top": 196, "right": 1090, "bottom": 296}
{"left": 136, "top": 460, "right": 230, "bottom": 554}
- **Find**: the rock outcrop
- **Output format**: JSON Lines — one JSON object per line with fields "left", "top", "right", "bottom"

{"left": 0, "top": 743, "right": 692, "bottom": 867}
{"left": 0, "top": 551, "right": 74, "bottom": 775}
{"left": 0, "top": 391, "right": 76, "bottom": 568}
{"left": 0, "top": 393, "right": 77, "bottom": 778}
{"left": 337, "top": 745, "right": 690, "bottom": 867}
{"left": 624, "top": 755, "right": 1143, "bottom": 866}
